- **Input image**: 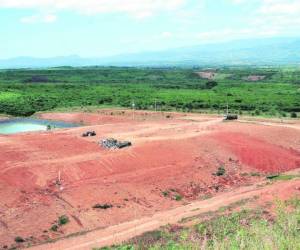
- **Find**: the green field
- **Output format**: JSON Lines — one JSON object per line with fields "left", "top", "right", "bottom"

{"left": 0, "top": 67, "right": 299, "bottom": 117}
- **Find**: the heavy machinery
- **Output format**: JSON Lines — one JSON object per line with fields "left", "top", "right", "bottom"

{"left": 224, "top": 114, "right": 238, "bottom": 120}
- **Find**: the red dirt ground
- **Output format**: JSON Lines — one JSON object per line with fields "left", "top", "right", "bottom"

{"left": 0, "top": 110, "right": 299, "bottom": 249}
{"left": 29, "top": 178, "right": 300, "bottom": 250}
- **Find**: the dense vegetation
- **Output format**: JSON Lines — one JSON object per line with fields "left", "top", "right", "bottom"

{"left": 97, "top": 197, "right": 300, "bottom": 250}
{"left": 0, "top": 67, "right": 299, "bottom": 117}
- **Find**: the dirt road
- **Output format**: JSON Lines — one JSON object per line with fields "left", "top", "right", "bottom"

{"left": 29, "top": 178, "right": 300, "bottom": 250}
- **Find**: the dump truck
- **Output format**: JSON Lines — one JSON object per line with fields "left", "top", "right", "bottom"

{"left": 82, "top": 131, "right": 96, "bottom": 137}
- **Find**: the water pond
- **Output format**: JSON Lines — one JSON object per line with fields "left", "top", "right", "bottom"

{"left": 0, "top": 118, "right": 78, "bottom": 135}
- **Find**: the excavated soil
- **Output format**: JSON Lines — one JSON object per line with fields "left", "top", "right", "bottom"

{"left": 0, "top": 110, "right": 299, "bottom": 249}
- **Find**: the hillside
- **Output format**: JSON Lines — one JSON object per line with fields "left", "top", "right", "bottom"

{"left": 0, "top": 37, "right": 300, "bottom": 69}
{"left": 103, "top": 37, "right": 300, "bottom": 66}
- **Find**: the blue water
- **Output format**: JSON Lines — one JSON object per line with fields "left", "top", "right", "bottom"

{"left": 0, "top": 118, "right": 78, "bottom": 135}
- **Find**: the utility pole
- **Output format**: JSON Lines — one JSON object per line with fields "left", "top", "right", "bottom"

{"left": 226, "top": 93, "right": 229, "bottom": 117}
{"left": 57, "top": 170, "right": 64, "bottom": 191}
{"left": 226, "top": 102, "right": 229, "bottom": 116}
{"left": 154, "top": 99, "right": 157, "bottom": 112}
{"left": 132, "top": 100, "right": 135, "bottom": 120}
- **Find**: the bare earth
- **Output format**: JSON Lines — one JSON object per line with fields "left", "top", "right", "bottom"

{"left": 0, "top": 110, "right": 299, "bottom": 249}
{"left": 196, "top": 71, "right": 216, "bottom": 80}
{"left": 29, "top": 178, "right": 300, "bottom": 250}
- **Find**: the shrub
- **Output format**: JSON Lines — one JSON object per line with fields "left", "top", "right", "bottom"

{"left": 254, "top": 109, "right": 261, "bottom": 116}
{"left": 266, "top": 174, "right": 280, "bottom": 180}
{"left": 93, "top": 204, "right": 113, "bottom": 209}
{"left": 50, "top": 224, "right": 58, "bottom": 232}
{"left": 205, "top": 81, "right": 218, "bottom": 89}
{"left": 58, "top": 215, "right": 69, "bottom": 225}
{"left": 280, "top": 111, "right": 287, "bottom": 117}
{"left": 14, "top": 236, "right": 25, "bottom": 243}
{"left": 162, "top": 191, "right": 169, "bottom": 197}
{"left": 215, "top": 166, "right": 226, "bottom": 176}
{"left": 174, "top": 194, "right": 183, "bottom": 201}
{"left": 291, "top": 112, "right": 297, "bottom": 118}
{"left": 24, "top": 75, "right": 49, "bottom": 83}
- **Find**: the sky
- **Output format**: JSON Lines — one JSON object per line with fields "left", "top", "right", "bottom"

{"left": 0, "top": 0, "right": 299, "bottom": 59}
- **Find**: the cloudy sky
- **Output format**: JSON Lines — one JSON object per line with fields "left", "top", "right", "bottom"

{"left": 0, "top": 0, "right": 299, "bottom": 59}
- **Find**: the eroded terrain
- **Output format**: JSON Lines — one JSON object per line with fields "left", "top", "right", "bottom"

{"left": 0, "top": 110, "right": 299, "bottom": 249}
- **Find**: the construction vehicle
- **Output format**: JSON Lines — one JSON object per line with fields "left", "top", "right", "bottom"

{"left": 224, "top": 114, "right": 238, "bottom": 120}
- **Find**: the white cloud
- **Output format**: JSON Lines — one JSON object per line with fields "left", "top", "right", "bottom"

{"left": 161, "top": 32, "right": 173, "bottom": 39}
{"left": 20, "top": 13, "right": 57, "bottom": 23}
{"left": 196, "top": 27, "right": 279, "bottom": 42}
{"left": 196, "top": 29, "right": 245, "bottom": 41}
{"left": 230, "top": 0, "right": 246, "bottom": 4}
{"left": 0, "top": 0, "right": 186, "bottom": 18}
{"left": 259, "top": 0, "right": 300, "bottom": 15}
{"left": 255, "top": 0, "right": 300, "bottom": 34}
{"left": 20, "top": 15, "right": 37, "bottom": 24}
{"left": 43, "top": 14, "right": 57, "bottom": 23}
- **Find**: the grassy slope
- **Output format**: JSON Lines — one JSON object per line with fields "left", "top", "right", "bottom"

{"left": 97, "top": 197, "right": 300, "bottom": 250}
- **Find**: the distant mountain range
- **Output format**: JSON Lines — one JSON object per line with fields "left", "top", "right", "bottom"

{"left": 1, "top": 37, "right": 300, "bottom": 69}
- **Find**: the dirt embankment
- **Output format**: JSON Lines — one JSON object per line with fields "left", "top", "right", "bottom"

{"left": 29, "top": 178, "right": 300, "bottom": 250}
{"left": 196, "top": 71, "right": 216, "bottom": 80}
{"left": 0, "top": 110, "right": 299, "bottom": 249}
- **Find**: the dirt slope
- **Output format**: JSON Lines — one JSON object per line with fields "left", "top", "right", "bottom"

{"left": 0, "top": 110, "right": 299, "bottom": 249}
{"left": 29, "top": 178, "right": 300, "bottom": 250}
